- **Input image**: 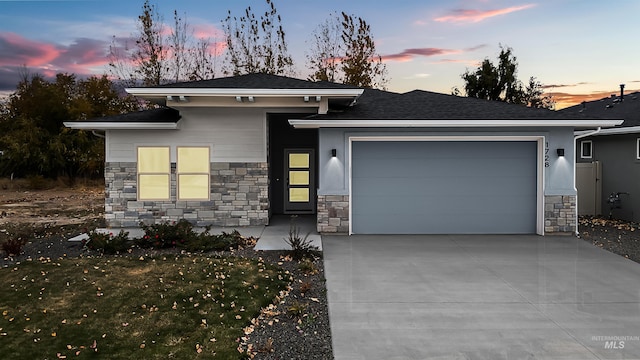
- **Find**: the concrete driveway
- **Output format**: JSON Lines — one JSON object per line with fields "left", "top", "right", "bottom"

{"left": 323, "top": 235, "right": 640, "bottom": 360}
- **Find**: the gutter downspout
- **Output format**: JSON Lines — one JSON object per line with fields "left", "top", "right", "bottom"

{"left": 91, "top": 130, "right": 106, "bottom": 139}
{"left": 573, "top": 127, "right": 601, "bottom": 236}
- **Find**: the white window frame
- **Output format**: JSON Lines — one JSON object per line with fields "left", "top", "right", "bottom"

{"left": 177, "top": 146, "right": 211, "bottom": 201}
{"left": 581, "top": 140, "right": 593, "bottom": 159}
{"left": 137, "top": 146, "right": 171, "bottom": 201}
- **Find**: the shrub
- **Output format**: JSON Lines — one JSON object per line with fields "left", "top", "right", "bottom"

{"left": 27, "top": 175, "right": 50, "bottom": 190}
{"left": 84, "top": 230, "right": 130, "bottom": 254}
{"left": 137, "top": 221, "right": 251, "bottom": 252}
{"left": 137, "top": 219, "right": 194, "bottom": 249}
{"left": 298, "top": 258, "right": 318, "bottom": 275}
{"left": 2, "top": 236, "right": 27, "bottom": 257}
{"left": 286, "top": 300, "right": 308, "bottom": 318}
{"left": 283, "top": 218, "right": 318, "bottom": 260}
{"left": 182, "top": 230, "right": 248, "bottom": 252}
{"left": 299, "top": 280, "right": 313, "bottom": 294}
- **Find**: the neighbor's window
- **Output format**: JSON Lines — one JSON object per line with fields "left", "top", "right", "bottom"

{"left": 137, "top": 147, "right": 170, "bottom": 200}
{"left": 581, "top": 140, "right": 593, "bottom": 159}
{"left": 177, "top": 147, "right": 210, "bottom": 200}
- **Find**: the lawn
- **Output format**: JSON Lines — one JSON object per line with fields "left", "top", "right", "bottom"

{"left": 0, "top": 254, "right": 287, "bottom": 359}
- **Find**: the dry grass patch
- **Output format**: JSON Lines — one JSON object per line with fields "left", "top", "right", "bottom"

{"left": 0, "top": 255, "right": 287, "bottom": 359}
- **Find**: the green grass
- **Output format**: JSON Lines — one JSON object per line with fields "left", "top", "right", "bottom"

{"left": 0, "top": 255, "right": 287, "bottom": 359}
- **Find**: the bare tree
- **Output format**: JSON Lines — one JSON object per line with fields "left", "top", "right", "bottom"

{"left": 306, "top": 14, "right": 342, "bottom": 82}
{"left": 169, "top": 10, "right": 189, "bottom": 83}
{"left": 340, "top": 12, "right": 387, "bottom": 89}
{"left": 305, "top": 12, "right": 388, "bottom": 89}
{"left": 133, "top": 0, "right": 166, "bottom": 86}
{"left": 109, "top": 0, "right": 220, "bottom": 86}
{"left": 222, "top": 0, "right": 295, "bottom": 76}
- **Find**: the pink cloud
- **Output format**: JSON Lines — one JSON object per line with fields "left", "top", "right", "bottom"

{"left": 192, "top": 24, "right": 225, "bottom": 40}
{"left": 383, "top": 48, "right": 462, "bottom": 62}
{"left": 0, "top": 32, "right": 61, "bottom": 67}
{"left": 434, "top": 4, "right": 536, "bottom": 23}
{"left": 382, "top": 45, "right": 486, "bottom": 62}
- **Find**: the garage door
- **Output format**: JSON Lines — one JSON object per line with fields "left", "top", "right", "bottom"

{"left": 351, "top": 141, "right": 537, "bottom": 234}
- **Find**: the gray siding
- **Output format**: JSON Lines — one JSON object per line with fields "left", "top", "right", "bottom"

{"left": 351, "top": 141, "right": 537, "bottom": 234}
{"left": 106, "top": 107, "right": 267, "bottom": 163}
{"left": 577, "top": 134, "right": 640, "bottom": 221}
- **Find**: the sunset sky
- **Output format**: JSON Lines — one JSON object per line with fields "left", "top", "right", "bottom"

{"left": 1, "top": 0, "right": 638, "bottom": 109}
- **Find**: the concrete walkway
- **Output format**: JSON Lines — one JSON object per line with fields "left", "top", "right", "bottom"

{"left": 323, "top": 235, "right": 640, "bottom": 360}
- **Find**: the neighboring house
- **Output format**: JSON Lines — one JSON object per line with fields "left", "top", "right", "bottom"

{"left": 64, "top": 74, "right": 620, "bottom": 235}
{"left": 560, "top": 89, "right": 640, "bottom": 221}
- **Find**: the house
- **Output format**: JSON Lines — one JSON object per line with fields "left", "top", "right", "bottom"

{"left": 560, "top": 88, "right": 640, "bottom": 221}
{"left": 64, "top": 74, "right": 621, "bottom": 235}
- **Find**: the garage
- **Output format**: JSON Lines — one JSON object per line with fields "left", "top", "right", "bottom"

{"left": 351, "top": 140, "right": 538, "bottom": 234}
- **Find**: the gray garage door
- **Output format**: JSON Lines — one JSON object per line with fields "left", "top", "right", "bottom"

{"left": 351, "top": 141, "right": 537, "bottom": 234}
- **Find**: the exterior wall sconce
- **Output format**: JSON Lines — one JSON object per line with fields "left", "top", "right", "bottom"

{"left": 556, "top": 148, "right": 565, "bottom": 157}
{"left": 331, "top": 149, "right": 337, "bottom": 157}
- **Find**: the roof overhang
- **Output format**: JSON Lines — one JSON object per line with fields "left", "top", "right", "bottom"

{"left": 574, "top": 125, "right": 640, "bottom": 136}
{"left": 288, "top": 119, "right": 624, "bottom": 129}
{"left": 126, "top": 88, "right": 364, "bottom": 97}
{"left": 63, "top": 121, "right": 179, "bottom": 130}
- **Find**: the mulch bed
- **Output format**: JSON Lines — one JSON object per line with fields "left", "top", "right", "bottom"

{"left": 578, "top": 216, "right": 640, "bottom": 264}
{"left": 1, "top": 237, "right": 333, "bottom": 360}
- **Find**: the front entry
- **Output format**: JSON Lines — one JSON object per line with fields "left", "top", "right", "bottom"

{"left": 284, "top": 149, "right": 315, "bottom": 214}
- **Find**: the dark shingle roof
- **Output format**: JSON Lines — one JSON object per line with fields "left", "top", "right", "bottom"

{"left": 79, "top": 107, "right": 180, "bottom": 123}
{"left": 310, "top": 89, "right": 581, "bottom": 120}
{"left": 153, "top": 73, "right": 359, "bottom": 90}
{"left": 558, "top": 91, "right": 640, "bottom": 127}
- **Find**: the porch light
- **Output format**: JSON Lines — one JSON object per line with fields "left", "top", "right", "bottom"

{"left": 556, "top": 148, "right": 565, "bottom": 157}
{"left": 331, "top": 149, "right": 337, "bottom": 157}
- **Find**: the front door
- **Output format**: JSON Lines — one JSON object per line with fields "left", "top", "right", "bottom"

{"left": 284, "top": 149, "right": 315, "bottom": 213}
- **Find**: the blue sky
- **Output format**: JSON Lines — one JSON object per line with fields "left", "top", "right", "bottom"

{"left": 0, "top": 0, "right": 639, "bottom": 108}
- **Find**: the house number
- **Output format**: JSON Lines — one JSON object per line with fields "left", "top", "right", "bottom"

{"left": 544, "top": 142, "right": 550, "bottom": 167}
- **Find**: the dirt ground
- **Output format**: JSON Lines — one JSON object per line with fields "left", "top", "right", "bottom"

{"left": 0, "top": 185, "right": 104, "bottom": 257}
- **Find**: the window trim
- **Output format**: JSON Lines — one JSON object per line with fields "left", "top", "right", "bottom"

{"left": 177, "top": 146, "right": 211, "bottom": 201}
{"left": 137, "top": 146, "right": 171, "bottom": 201}
{"left": 581, "top": 140, "right": 593, "bottom": 159}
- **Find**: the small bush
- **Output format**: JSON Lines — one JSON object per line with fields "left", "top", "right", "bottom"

{"left": 2, "top": 237, "right": 27, "bottom": 256}
{"left": 137, "top": 219, "right": 194, "bottom": 249}
{"left": 85, "top": 230, "right": 130, "bottom": 254}
{"left": 286, "top": 300, "right": 308, "bottom": 318}
{"left": 299, "top": 280, "right": 313, "bottom": 294}
{"left": 137, "top": 221, "right": 251, "bottom": 252}
{"left": 298, "top": 259, "right": 318, "bottom": 275}
{"left": 26, "top": 175, "right": 50, "bottom": 190}
{"left": 284, "top": 218, "right": 318, "bottom": 260}
{"left": 183, "top": 230, "right": 248, "bottom": 252}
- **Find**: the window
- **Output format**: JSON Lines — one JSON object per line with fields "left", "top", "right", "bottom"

{"left": 177, "top": 147, "right": 210, "bottom": 200}
{"left": 581, "top": 140, "right": 593, "bottom": 159}
{"left": 138, "top": 147, "right": 170, "bottom": 200}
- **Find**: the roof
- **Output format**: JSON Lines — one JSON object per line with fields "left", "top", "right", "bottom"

{"left": 63, "top": 107, "right": 180, "bottom": 130}
{"left": 306, "top": 88, "right": 596, "bottom": 120}
{"left": 559, "top": 91, "right": 640, "bottom": 127}
{"left": 152, "top": 73, "right": 359, "bottom": 89}
{"left": 65, "top": 74, "right": 623, "bottom": 131}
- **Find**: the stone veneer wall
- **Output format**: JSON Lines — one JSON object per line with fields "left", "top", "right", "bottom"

{"left": 545, "top": 195, "right": 576, "bottom": 234}
{"left": 317, "top": 195, "right": 349, "bottom": 233}
{"left": 104, "top": 162, "right": 269, "bottom": 228}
